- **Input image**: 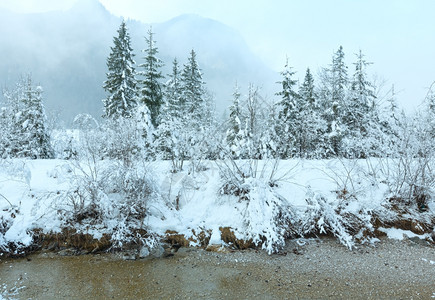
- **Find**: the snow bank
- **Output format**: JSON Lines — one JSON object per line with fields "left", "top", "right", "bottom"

{"left": 1, "top": 158, "right": 434, "bottom": 255}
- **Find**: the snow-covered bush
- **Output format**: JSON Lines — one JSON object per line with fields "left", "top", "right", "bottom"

{"left": 0, "top": 160, "right": 33, "bottom": 255}
{"left": 379, "top": 113, "right": 435, "bottom": 211}
{"left": 61, "top": 158, "right": 159, "bottom": 249}
{"left": 0, "top": 205, "right": 24, "bottom": 255}
{"left": 301, "top": 189, "right": 355, "bottom": 248}
{"left": 241, "top": 178, "right": 297, "bottom": 253}
{"left": 218, "top": 159, "right": 298, "bottom": 253}
{"left": 72, "top": 111, "right": 152, "bottom": 165}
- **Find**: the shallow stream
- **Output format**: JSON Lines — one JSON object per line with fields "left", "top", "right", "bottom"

{"left": 1, "top": 238, "right": 434, "bottom": 299}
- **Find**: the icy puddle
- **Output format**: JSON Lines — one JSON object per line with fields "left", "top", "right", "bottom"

{"left": 1, "top": 238, "right": 434, "bottom": 299}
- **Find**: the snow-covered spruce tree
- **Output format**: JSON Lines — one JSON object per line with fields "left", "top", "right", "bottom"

{"left": 1, "top": 76, "right": 53, "bottom": 159}
{"left": 342, "top": 50, "right": 378, "bottom": 157}
{"left": 164, "top": 58, "right": 184, "bottom": 119}
{"left": 181, "top": 49, "right": 206, "bottom": 126}
{"left": 426, "top": 83, "right": 435, "bottom": 139}
{"left": 274, "top": 58, "right": 299, "bottom": 158}
{"left": 103, "top": 20, "right": 137, "bottom": 118}
{"left": 153, "top": 57, "right": 191, "bottom": 170}
{"left": 225, "top": 83, "right": 246, "bottom": 158}
{"left": 138, "top": 28, "right": 164, "bottom": 127}
{"left": 180, "top": 49, "right": 215, "bottom": 168}
{"left": 298, "top": 68, "right": 327, "bottom": 157}
{"left": 331, "top": 46, "right": 348, "bottom": 111}
{"left": 317, "top": 46, "right": 348, "bottom": 157}
{"left": 377, "top": 86, "right": 403, "bottom": 157}
{"left": 20, "top": 79, "right": 53, "bottom": 159}
{"left": 0, "top": 89, "right": 15, "bottom": 158}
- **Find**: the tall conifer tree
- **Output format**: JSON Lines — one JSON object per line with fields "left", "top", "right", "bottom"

{"left": 103, "top": 20, "right": 137, "bottom": 118}
{"left": 138, "top": 28, "right": 164, "bottom": 126}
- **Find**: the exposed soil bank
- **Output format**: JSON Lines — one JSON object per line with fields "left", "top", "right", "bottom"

{"left": 1, "top": 237, "right": 434, "bottom": 299}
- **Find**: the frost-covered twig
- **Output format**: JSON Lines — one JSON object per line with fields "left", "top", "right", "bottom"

{"left": 0, "top": 193, "right": 12, "bottom": 207}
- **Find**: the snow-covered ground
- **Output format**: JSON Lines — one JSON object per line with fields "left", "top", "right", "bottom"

{"left": 1, "top": 158, "right": 434, "bottom": 255}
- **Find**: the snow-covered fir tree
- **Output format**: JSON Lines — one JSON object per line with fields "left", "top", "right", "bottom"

{"left": 154, "top": 58, "right": 187, "bottom": 169}
{"left": 164, "top": 58, "right": 183, "bottom": 119}
{"left": 181, "top": 49, "right": 206, "bottom": 125}
{"left": 298, "top": 68, "right": 327, "bottom": 157}
{"left": 103, "top": 20, "right": 137, "bottom": 118}
{"left": 424, "top": 83, "right": 435, "bottom": 140}
{"left": 345, "top": 51, "right": 375, "bottom": 133}
{"left": 179, "top": 49, "right": 217, "bottom": 168}
{"left": 331, "top": 46, "right": 348, "bottom": 109}
{"left": 0, "top": 90, "right": 16, "bottom": 158}
{"left": 225, "top": 83, "right": 245, "bottom": 158}
{"left": 317, "top": 46, "right": 349, "bottom": 156}
{"left": 138, "top": 28, "right": 164, "bottom": 127}
{"left": 299, "top": 68, "right": 316, "bottom": 106}
{"left": 274, "top": 58, "right": 299, "bottom": 158}
{"left": 1, "top": 75, "right": 53, "bottom": 159}
{"left": 343, "top": 51, "right": 379, "bottom": 157}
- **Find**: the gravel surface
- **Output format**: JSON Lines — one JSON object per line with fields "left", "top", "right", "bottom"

{"left": 1, "top": 237, "right": 434, "bottom": 299}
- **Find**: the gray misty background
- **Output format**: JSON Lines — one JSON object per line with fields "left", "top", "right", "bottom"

{"left": 1, "top": 0, "right": 434, "bottom": 124}
{"left": 0, "top": 0, "right": 277, "bottom": 124}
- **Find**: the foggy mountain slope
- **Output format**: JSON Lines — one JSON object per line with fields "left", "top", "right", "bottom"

{"left": 150, "top": 14, "right": 279, "bottom": 110}
{"left": 0, "top": 0, "right": 277, "bottom": 123}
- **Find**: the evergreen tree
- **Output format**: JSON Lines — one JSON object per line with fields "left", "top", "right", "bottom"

{"left": 299, "top": 68, "right": 316, "bottom": 106}
{"left": 298, "top": 68, "right": 327, "bottom": 157}
{"left": 274, "top": 58, "right": 299, "bottom": 158}
{"left": 226, "top": 83, "right": 245, "bottom": 158}
{"left": 181, "top": 49, "right": 205, "bottom": 124}
{"left": 376, "top": 85, "right": 402, "bottom": 157}
{"left": 345, "top": 50, "right": 375, "bottom": 133}
{"left": 0, "top": 89, "right": 16, "bottom": 158}
{"left": 138, "top": 28, "right": 164, "bottom": 127}
{"left": 103, "top": 20, "right": 137, "bottom": 118}
{"left": 317, "top": 46, "right": 348, "bottom": 156}
{"left": 154, "top": 59, "right": 183, "bottom": 163}
{"left": 331, "top": 46, "right": 348, "bottom": 108}
{"left": 1, "top": 75, "right": 53, "bottom": 159}
{"left": 164, "top": 58, "right": 183, "bottom": 120}
{"left": 343, "top": 50, "right": 378, "bottom": 157}
{"left": 425, "top": 84, "right": 435, "bottom": 140}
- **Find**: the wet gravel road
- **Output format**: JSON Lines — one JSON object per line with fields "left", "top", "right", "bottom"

{"left": 1, "top": 237, "right": 434, "bottom": 299}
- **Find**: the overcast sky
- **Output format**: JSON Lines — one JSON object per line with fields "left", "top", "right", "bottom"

{"left": 1, "top": 0, "right": 434, "bottom": 111}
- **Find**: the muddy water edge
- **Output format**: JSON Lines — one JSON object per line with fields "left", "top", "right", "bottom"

{"left": 1, "top": 237, "right": 434, "bottom": 299}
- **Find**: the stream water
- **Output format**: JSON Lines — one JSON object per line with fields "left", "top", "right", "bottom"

{"left": 1, "top": 238, "right": 434, "bottom": 299}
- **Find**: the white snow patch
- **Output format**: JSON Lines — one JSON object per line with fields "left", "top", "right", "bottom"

{"left": 377, "top": 227, "right": 428, "bottom": 240}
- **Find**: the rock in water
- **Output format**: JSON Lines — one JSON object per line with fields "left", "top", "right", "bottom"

{"left": 150, "top": 245, "right": 165, "bottom": 258}
{"left": 139, "top": 246, "right": 150, "bottom": 259}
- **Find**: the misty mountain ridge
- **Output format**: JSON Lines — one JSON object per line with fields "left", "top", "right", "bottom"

{"left": 0, "top": 0, "right": 277, "bottom": 124}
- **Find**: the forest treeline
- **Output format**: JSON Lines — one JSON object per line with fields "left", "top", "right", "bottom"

{"left": 1, "top": 20, "right": 434, "bottom": 168}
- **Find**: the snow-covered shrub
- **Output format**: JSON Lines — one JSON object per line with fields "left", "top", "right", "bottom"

{"left": 0, "top": 205, "right": 26, "bottom": 255}
{"left": 0, "top": 160, "right": 33, "bottom": 255}
{"left": 61, "top": 159, "right": 159, "bottom": 249}
{"left": 379, "top": 113, "right": 435, "bottom": 211}
{"left": 218, "top": 159, "right": 297, "bottom": 253}
{"left": 51, "top": 129, "right": 79, "bottom": 159}
{"left": 241, "top": 178, "right": 297, "bottom": 253}
{"left": 301, "top": 189, "right": 355, "bottom": 248}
